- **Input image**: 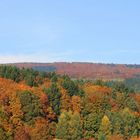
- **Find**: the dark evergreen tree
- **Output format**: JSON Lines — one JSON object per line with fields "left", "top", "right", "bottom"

{"left": 45, "top": 83, "right": 61, "bottom": 115}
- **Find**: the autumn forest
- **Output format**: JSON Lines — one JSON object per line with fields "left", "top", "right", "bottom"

{"left": 0, "top": 65, "right": 139, "bottom": 140}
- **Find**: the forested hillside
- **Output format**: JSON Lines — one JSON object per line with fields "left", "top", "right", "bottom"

{"left": 11, "top": 62, "right": 140, "bottom": 80}
{"left": 0, "top": 65, "right": 140, "bottom": 140}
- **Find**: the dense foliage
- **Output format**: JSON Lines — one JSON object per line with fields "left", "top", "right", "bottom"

{"left": 0, "top": 65, "right": 140, "bottom": 140}
{"left": 124, "top": 76, "right": 140, "bottom": 92}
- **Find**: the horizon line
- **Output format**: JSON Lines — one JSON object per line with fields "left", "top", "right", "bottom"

{"left": 1, "top": 61, "right": 140, "bottom": 65}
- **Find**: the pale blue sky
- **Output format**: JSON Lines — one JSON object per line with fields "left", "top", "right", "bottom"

{"left": 0, "top": 0, "right": 140, "bottom": 64}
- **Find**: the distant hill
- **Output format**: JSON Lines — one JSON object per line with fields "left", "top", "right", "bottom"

{"left": 8, "top": 62, "right": 140, "bottom": 80}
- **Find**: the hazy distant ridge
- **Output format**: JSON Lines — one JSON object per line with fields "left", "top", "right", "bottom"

{"left": 8, "top": 62, "right": 140, "bottom": 79}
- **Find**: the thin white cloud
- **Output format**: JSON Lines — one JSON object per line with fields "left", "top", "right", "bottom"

{"left": 0, "top": 54, "right": 53, "bottom": 63}
{"left": 0, "top": 50, "right": 84, "bottom": 63}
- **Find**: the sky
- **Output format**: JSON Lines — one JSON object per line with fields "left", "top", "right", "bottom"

{"left": 0, "top": 0, "right": 140, "bottom": 64}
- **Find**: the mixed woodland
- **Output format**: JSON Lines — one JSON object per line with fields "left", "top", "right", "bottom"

{"left": 0, "top": 65, "right": 140, "bottom": 140}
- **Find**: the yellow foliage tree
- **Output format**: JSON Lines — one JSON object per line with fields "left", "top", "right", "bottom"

{"left": 99, "top": 115, "right": 112, "bottom": 138}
